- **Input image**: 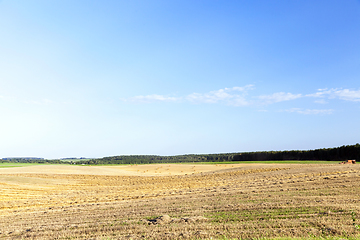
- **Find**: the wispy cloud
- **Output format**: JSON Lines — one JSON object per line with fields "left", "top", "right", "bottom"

{"left": 125, "top": 94, "right": 179, "bottom": 103}
{"left": 124, "top": 85, "right": 254, "bottom": 106}
{"left": 258, "top": 92, "right": 302, "bottom": 104}
{"left": 330, "top": 89, "right": 360, "bottom": 101}
{"left": 307, "top": 88, "right": 360, "bottom": 102}
{"left": 122, "top": 86, "right": 360, "bottom": 114}
{"left": 283, "top": 108, "right": 334, "bottom": 115}
{"left": 186, "top": 85, "right": 254, "bottom": 106}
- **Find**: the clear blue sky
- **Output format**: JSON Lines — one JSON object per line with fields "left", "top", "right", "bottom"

{"left": 1, "top": 0, "right": 359, "bottom": 159}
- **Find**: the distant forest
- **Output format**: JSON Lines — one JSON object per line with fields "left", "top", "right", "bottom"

{"left": 2, "top": 143, "right": 359, "bottom": 165}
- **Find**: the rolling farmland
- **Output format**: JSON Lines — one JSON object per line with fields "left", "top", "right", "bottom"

{"left": 0, "top": 163, "right": 359, "bottom": 239}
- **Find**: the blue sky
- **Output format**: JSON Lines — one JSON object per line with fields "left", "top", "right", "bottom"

{"left": 0, "top": 0, "right": 360, "bottom": 159}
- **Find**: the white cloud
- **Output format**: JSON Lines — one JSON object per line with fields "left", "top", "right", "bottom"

{"left": 306, "top": 88, "right": 331, "bottom": 98}
{"left": 123, "top": 86, "right": 360, "bottom": 110}
{"left": 185, "top": 85, "right": 254, "bottom": 106}
{"left": 258, "top": 92, "right": 302, "bottom": 104}
{"left": 307, "top": 88, "right": 360, "bottom": 102}
{"left": 332, "top": 89, "right": 360, "bottom": 101}
{"left": 124, "top": 85, "right": 255, "bottom": 106}
{"left": 283, "top": 108, "right": 334, "bottom": 115}
{"left": 125, "top": 94, "right": 179, "bottom": 103}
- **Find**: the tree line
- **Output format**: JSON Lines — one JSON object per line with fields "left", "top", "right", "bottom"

{"left": 2, "top": 143, "right": 359, "bottom": 165}
{"left": 0, "top": 158, "right": 65, "bottom": 164}
{"left": 74, "top": 143, "right": 360, "bottom": 165}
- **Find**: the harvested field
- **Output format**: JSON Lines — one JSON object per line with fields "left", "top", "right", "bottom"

{"left": 0, "top": 163, "right": 360, "bottom": 239}
{"left": 0, "top": 163, "right": 245, "bottom": 176}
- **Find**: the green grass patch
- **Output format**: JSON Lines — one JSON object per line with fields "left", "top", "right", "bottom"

{"left": 0, "top": 163, "right": 50, "bottom": 168}
{"left": 167, "top": 161, "right": 340, "bottom": 165}
{"left": 230, "top": 160, "right": 340, "bottom": 164}
{"left": 253, "top": 237, "right": 360, "bottom": 240}
{"left": 83, "top": 160, "right": 341, "bottom": 166}
{"left": 205, "top": 236, "right": 360, "bottom": 240}
{"left": 207, "top": 206, "right": 344, "bottom": 223}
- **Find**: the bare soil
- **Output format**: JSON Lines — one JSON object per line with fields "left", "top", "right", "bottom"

{"left": 0, "top": 163, "right": 359, "bottom": 239}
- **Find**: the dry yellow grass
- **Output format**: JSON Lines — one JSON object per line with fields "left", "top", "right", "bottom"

{"left": 0, "top": 163, "right": 359, "bottom": 239}
{"left": 0, "top": 163, "right": 242, "bottom": 176}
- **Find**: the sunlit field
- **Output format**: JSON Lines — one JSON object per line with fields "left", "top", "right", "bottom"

{"left": 0, "top": 163, "right": 359, "bottom": 239}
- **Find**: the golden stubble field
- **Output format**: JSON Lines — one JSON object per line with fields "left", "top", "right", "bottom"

{"left": 0, "top": 163, "right": 359, "bottom": 239}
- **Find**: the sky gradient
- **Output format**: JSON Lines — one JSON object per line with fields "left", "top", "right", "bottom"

{"left": 1, "top": 0, "right": 360, "bottom": 159}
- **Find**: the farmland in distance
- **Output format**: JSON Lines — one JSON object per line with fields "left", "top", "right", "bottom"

{"left": 0, "top": 163, "right": 359, "bottom": 239}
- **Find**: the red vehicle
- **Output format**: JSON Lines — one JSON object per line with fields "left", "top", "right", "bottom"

{"left": 339, "top": 160, "right": 356, "bottom": 164}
